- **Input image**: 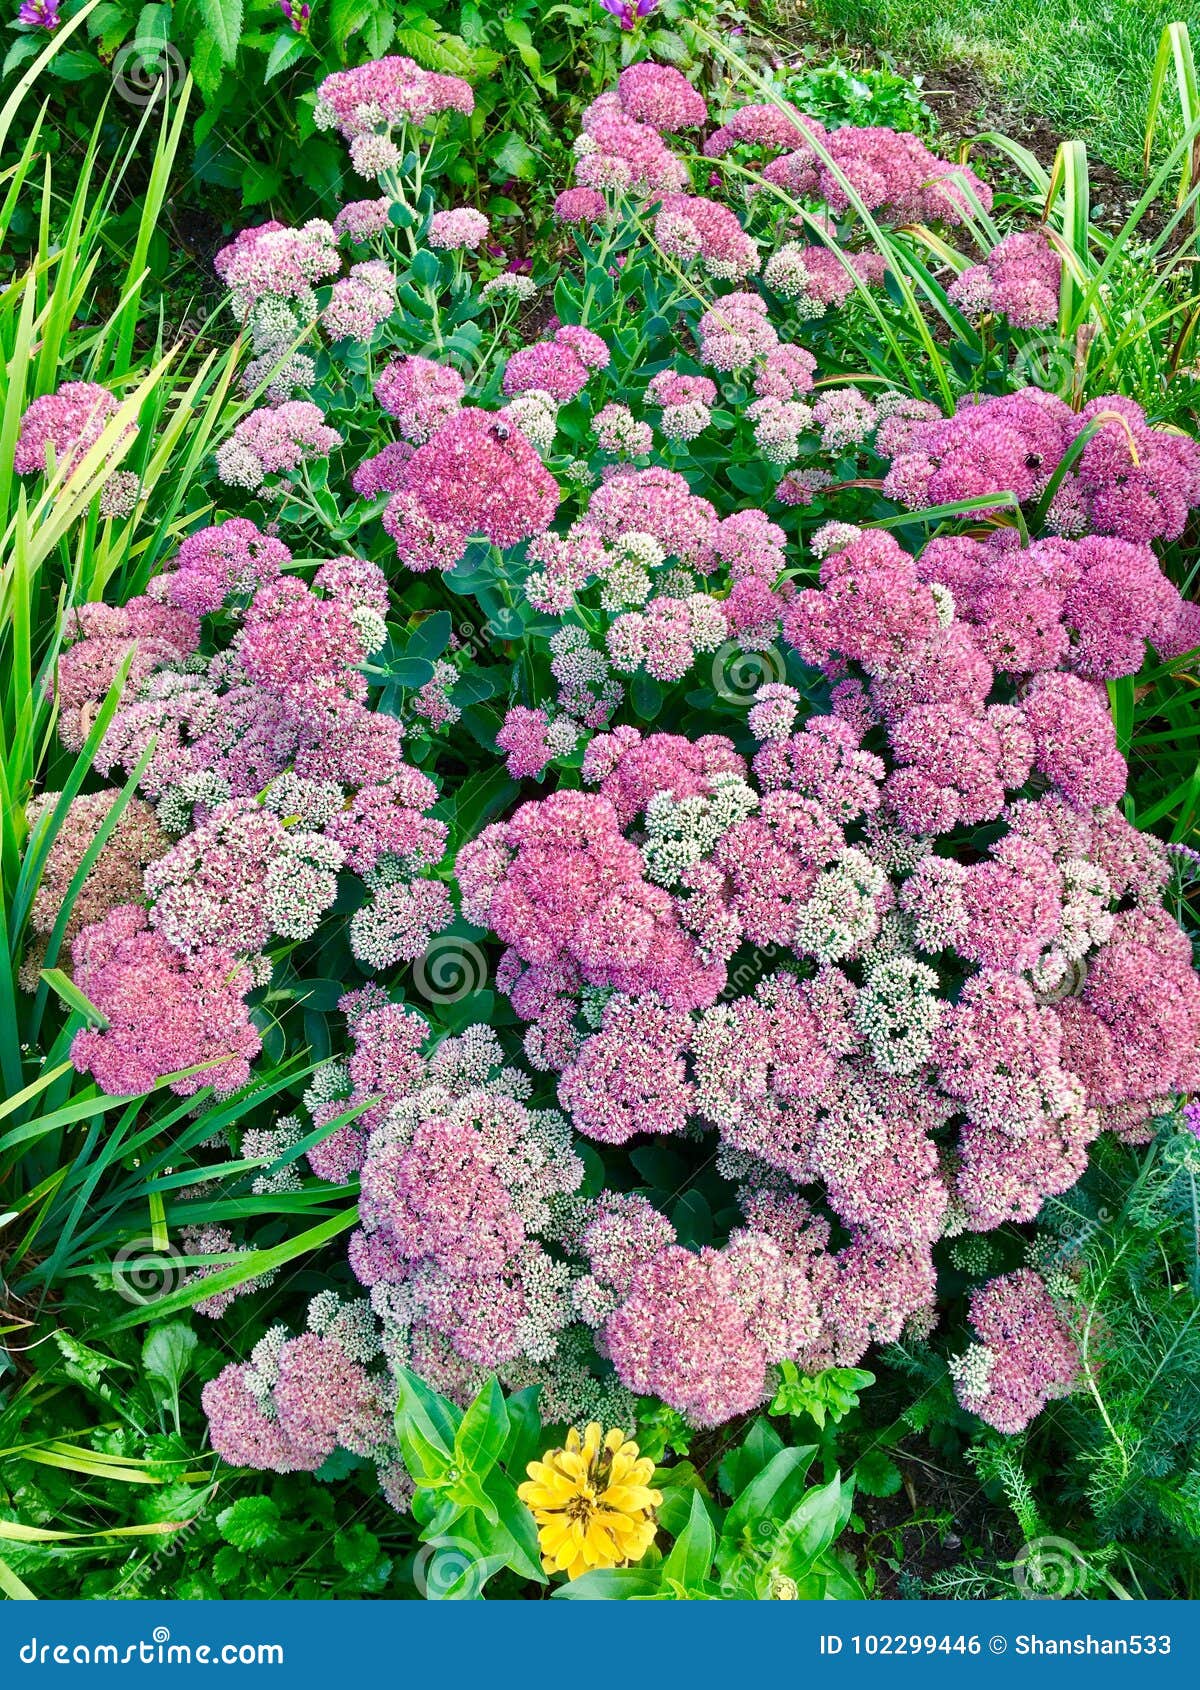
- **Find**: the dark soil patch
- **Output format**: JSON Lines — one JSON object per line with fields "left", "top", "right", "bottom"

{"left": 846, "top": 1439, "right": 1019, "bottom": 1597}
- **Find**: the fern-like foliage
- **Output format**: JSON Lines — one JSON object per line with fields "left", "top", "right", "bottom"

{"left": 980, "top": 1126, "right": 1200, "bottom": 1597}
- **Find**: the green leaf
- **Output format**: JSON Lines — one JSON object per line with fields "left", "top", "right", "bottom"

{"left": 411, "top": 249, "right": 441, "bottom": 290}
{"left": 330, "top": 0, "right": 373, "bottom": 41}
{"left": 854, "top": 1449, "right": 903, "bottom": 1499}
{"left": 54, "top": 1332, "right": 118, "bottom": 1391}
{"left": 447, "top": 1470, "right": 499, "bottom": 1525}
{"left": 47, "top": 50, "right": 105, "bottom": 81}
{"left": 141, "top": 1323, "right": 198, "bottom": 1397}
{"left": 396, "top": 1367, "right": 462, "bottom": 1483}
{"left": 661, "top": 1490, "right": 717, "bottom": 1591}
{"left": 406, "top": 611, "right": 452, "bottom": 662}
{"left": 718, "top": 1446, "right": 817, "bottom": 1570}
{"left": 771, "top": 1474, "right": 853, "bottom": 1582}
{"left": 552, "top": 1566, "right": 661, "bottom": 1599}
{"left": 190, "top": 30, "right": 227, "bottom": 100}
{"left": 455, "top": 1377, "right": 510, "bottom": 1479}
{"left": 197, "top": 0, "right": 244, "bottom": 65}
{"left": 500, "top": 1385, "right": 543, "bottom": 1477}
{"left": 334, "top": 1523, "right": 383, "bottom": 1577}
{"left": 39, "top": 968, "right": 106, "bottom": 1027}
{"left": 241, "top": 160, "right": 284, "bottom": 207}
{"left": 489, "top": 132, "right": 539, "bottom": 181}
{"left": 479, "top": 1472, "right": 546, "bottom": 1585}
{"left": 718, "top": 1418, "right": 784, "bottom": 1501}
{"left": 216, "top": 1496, "right": 281, "bottom": 1553}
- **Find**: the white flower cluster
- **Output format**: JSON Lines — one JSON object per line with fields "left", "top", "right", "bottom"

{"left": 641, "top": 771, "right": 759, "bottom": 886}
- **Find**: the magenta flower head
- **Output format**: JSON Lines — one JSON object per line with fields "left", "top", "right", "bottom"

{"left": 278, "top": 0, "right": 311, "bottom": 28}
{"left": 18, "top": 0, "right": 60, "bottom": 27}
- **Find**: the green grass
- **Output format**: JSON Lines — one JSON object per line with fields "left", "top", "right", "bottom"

{"left": 773, "top": 0, "right": 1191, "bottom": 181}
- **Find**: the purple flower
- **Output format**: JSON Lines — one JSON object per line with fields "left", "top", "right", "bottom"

{"left": 1184, "top": 1100, "right": 1200, "bottom": 1139}
{"left": 17, "top": 0, "right": 59, "bottom": 26}
{"left": 278, "top": 0, "right": 310, "bottom": 29}
{"left": 600, "top": 0, "right": 656, "bottom": 28}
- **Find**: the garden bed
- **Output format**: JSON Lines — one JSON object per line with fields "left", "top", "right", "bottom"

{"left": 0, "top": 1, "right": 1199, "bottom": 1606}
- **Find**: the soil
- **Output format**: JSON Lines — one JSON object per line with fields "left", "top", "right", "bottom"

{"left": 845, "top": 1438, "right": 1019, "bottom": 1597}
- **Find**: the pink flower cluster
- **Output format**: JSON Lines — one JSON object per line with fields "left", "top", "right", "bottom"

{"left": 449, "top": 497, "right": 1200, "bottom": 1420}
{"left": 204, "top": 1324, "right": 390, "bottom": 1474}
{"left": 584, "top": 1190, "right": 934, "bottom": 1426}
{"left": 502, "top": 324, "right": 610, "bottom": 404}
{"left": 314, "top": 56, "right": 474, "bottom": 140}
{"left": 575, "top": 88, "right": 691, "bottom": 195}
{"left": 428, "top": 207, "right": 489, "bottom": 250}
{"left": 213, "top": 219, "right": 340, "bottom": 316}
{"left": 881, "top": 389, "right": 1200, "bottom": 544}
{"left": 948, "top": 229, "right": 1061, "bottom": 328}
{"left": 71, "top": 904, "right": 261, "bottom": 1097}
{"left": 215, "top": 401, "right": 343, "bottom": 490}
{"left": 15, "top": 381, "right": 125, "bottom": 477}
{"left": 655, "top": 193, "right": 759, "bottom": 280}
{"left": 758, "top": 122, "right": 993, "bottom": 225}
{"left": 57, "top": 520, "right": 451, "bottom": 1099}
{"left": 202, "top": 1014, "right": 587, "bottom": 1482}
{"left": 380, "top": 408, "right": 560, "bottom": 559}
{"left": 374, "top": 354, "right": 465, "bottom": 442}
{"left": 951, "top": 1269, "right": 1079, "bottom": 1432}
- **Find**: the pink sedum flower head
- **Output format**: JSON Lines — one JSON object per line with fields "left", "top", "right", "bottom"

{"left": 15, "top": 382, "right": 126, "bottom": 478}
{"left": 948, "top": 229, "right": 1061, "bottom": 328}
{"left": 951, "top": 1269, "right": 1079, "bottom": 1433}
{"left": 70, "top": 904, "right": 261, "bottom": 1098}
{"left": 375, "top": 354, "right": 466, "bottom": 442}
{"left": 396, "top": 408, "right": 560, "bottom": 548}
{"left": 215, "top": 402, "right": 343, "bottom": 491}
{"left": 427, "top": 207, "right": 490, "bottom": 250}
{"left": 315, "top": 56, "right": 474, "bottom": 141}
{"left": 616, "top": 62, "right": 708, "bottom": 131}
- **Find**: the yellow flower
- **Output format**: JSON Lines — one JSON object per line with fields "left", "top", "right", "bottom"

{"left": 517, "top": 1423, "right": 662, "bottom": 1582}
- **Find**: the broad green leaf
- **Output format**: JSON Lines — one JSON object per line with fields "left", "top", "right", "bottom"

{"left": 396, "top": 1366, "right": 463, "bottom": 1473}
{"left": 197, "top": 0, "right": 244, "bottom": 65}
{"left": 661, "top": 1490, "right": 717, "bottom": 1591}
{"left": 552, "top": 1566, "right": 661, "bottom": 1599}
{"left": 141, "top": 1322, "right": 198, "bottom": 1397}
{"left": 455, "top": 1377, "right": 510, "bottom": 1479}
{"left": 216, "top": 1496, "right": 280, "bottom": 1552}
{"left": 718, "top": 1445, "right": 817, "bottom": 1571}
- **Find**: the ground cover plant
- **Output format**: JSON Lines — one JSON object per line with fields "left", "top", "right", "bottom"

{"left": 1, "top": 7, "right": 1200, "bottom": 1604}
